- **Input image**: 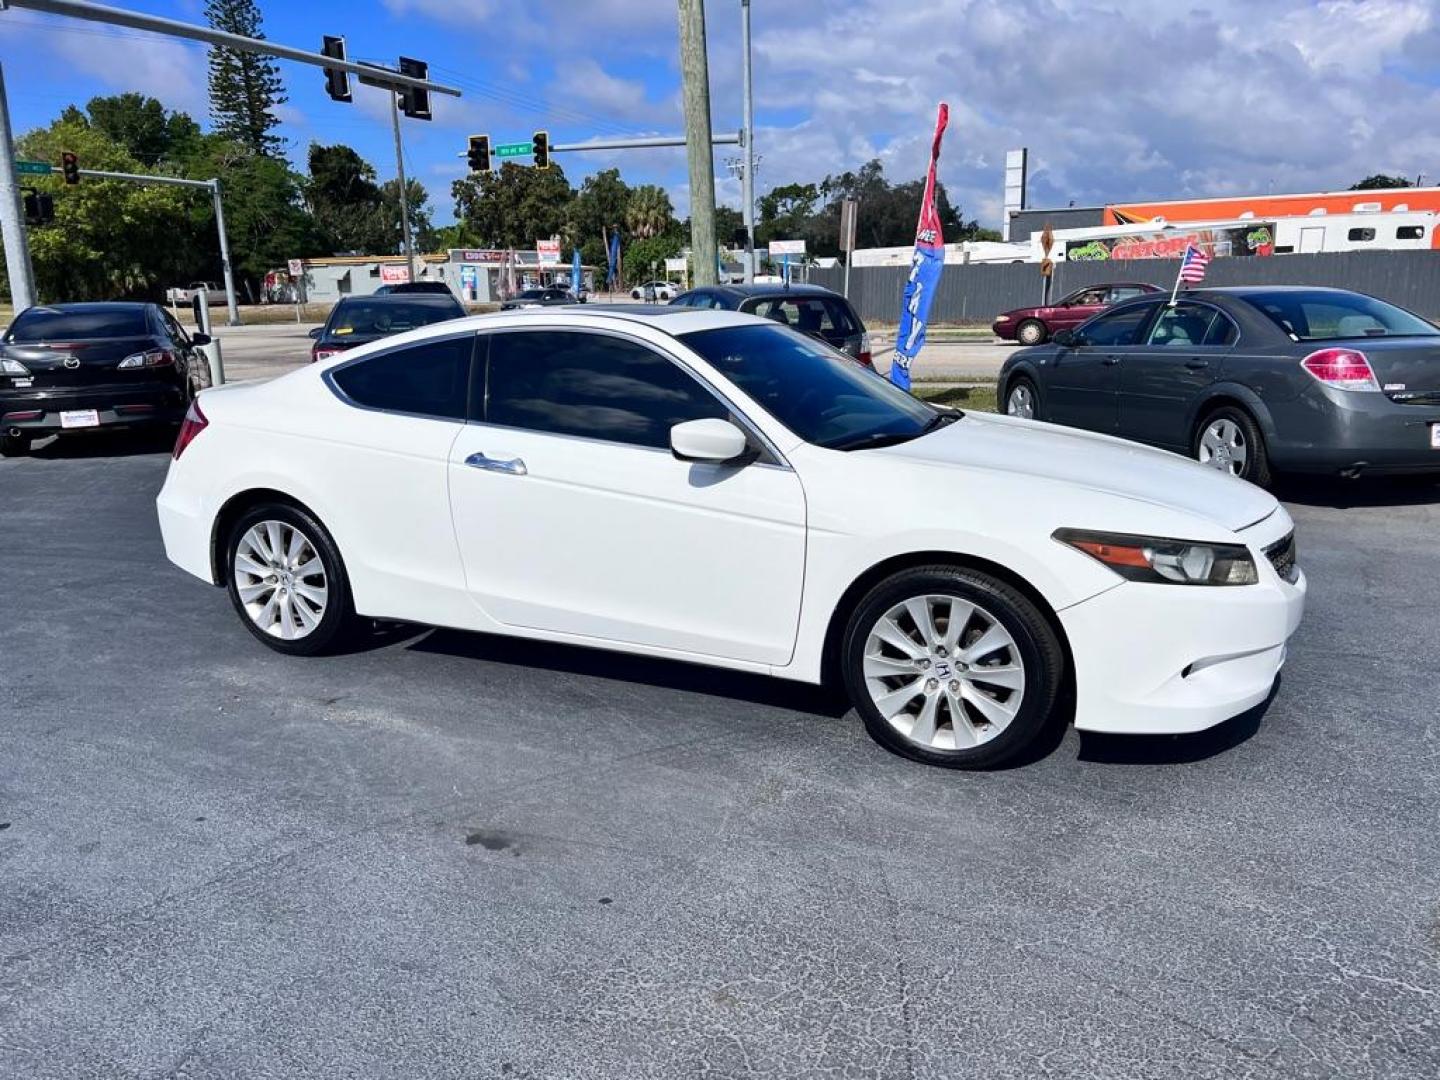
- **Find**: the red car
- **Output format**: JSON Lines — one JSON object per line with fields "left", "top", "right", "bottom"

{"left": 993, "top": 282, "right": 1161, "bottom": 345}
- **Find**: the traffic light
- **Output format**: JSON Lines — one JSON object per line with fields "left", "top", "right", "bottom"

{"left": 61, "top": 151, "right": 80, "bottom": 185}
{"left": 532, "top": 130, "right": 550, "bottom": 170}
{"left": 22, "top": 190, "right": 54, "bottom": 225}
{"left": 398, "top": 57, "right": 431, "bottom": 121}
{"left": 467, "top": 135, "right": 491, "bottom": 174}
{"left": 321, "top": 35, "right": 352, "bottom": 103}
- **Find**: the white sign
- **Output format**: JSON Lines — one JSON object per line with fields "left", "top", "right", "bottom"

{"left": 537, "top": 239, "right": 561, "bottom": 265}
{"left": 379, "top": 264, "right": 410, "bottom": 284}
{"left": 287, "top": 258, "right": 304, "bottom": 277}
{"left": 664, "top": 257, "right": 688, "bottom": 272}
{"left": 768, "top": 239, "right": 806, "bottom": 256}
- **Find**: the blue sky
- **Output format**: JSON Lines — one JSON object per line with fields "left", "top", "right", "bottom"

{"left": 4, "top": 0, "right": 1439, "bottom": 229}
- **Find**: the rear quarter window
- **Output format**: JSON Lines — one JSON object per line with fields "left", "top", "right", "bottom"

{"left": 329, "top": 335, "right": 474, "bottom": 420}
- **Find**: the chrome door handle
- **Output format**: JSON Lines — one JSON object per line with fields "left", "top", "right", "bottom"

{"left": 464, "top": 452, "right": 527, "bottom": 476}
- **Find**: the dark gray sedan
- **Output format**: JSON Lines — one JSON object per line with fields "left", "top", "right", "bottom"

{"left": 998, "top": 286, "right": 1440, "bottom": 486}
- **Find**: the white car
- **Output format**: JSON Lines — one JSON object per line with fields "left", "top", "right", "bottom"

{"left": 157, "top": 308, "right": 1306, "bottom": 769}
{"left": 630, "top": 281, "right": 675, "bottom": 301}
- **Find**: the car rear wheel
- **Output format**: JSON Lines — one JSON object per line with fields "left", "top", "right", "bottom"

{"left": 841, "top": 566, "right": 1063, "bottom": 769}
{"left": 1, "top": 432, "right": 31, "bottom": 457}
{"left": 1016, "top": 319, "right": 1047, "bottom": 346}
{"left": 1005, "top": 377, "right": 1041, "bottom": 420}
{"left": 1194, "top": 405, "right": 1271, "bottom": 487}
{"left": 225, "top": 502, "right": 358, "bottom": 656}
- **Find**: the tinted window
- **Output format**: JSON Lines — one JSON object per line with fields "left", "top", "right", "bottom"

{"left": 7, "top": 306, "right": 149, "bottom": 342}
{"left": 1078, "top": 305, "right": 1153, "bottom": 346}
{"left": 484, "top": 331, "right": 727, "bottom": 449}
{"left": 1244, "top": 291, "right": 1440, "bottom": 340}
{"left": 822, "top": 298, "right": 861, "bottom": 335}
{"left": 1203, "top": 312, "right": 1238, "bottom": 346}
{"left": 1347, "top": 227, "right": 1376, "bottom": 242}
{"left": 161, "top": 310, "right": 190, "bottom": 346}
{"left": 1147, "top": 303, "right": 1223, "bottom": 348}
{"left": 680, "top": 323, "right": 938, "bottom": 450}
{"left": 326, "top": 299, "right": 462, "bottom": 340}
{"left": 744, "top": 297, "right": 848, "bottom": 335}
{"left": 330, "top": 335, "right": 473, "bottom": 420}
{"left": 1397, "top": 225, "right": 1425, "bottom": 240}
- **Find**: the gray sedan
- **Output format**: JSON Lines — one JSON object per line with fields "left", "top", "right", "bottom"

{"left": 998, "top": 286, "right": 1440, "bottom": 486}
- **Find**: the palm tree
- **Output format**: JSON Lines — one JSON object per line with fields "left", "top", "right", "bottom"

{"left": 625, "top": 185, "right": 674, "bottom": 240}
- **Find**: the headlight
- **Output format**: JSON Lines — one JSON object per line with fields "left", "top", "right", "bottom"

{"left": 994, "top": 314, "right": 1011, "bottom": 322}
{"left": 1054, "top": 528, "right": 1258, "bottom": 586}
{"left": 1, "top": 357, "right": 30, "bottom": 376}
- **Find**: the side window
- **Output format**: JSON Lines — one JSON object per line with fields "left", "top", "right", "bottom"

{"left": 1108, "top": 286, "right": 1145, "bottom": 302}
{"left": 1347, "top": 227, "right": 1376, "bottom": 243}
{"left": 822, "top": 299, "right": 859, "bottom": 335}
{"left": 1147, "top": 303, "right": 1217, "bottom": 348}
{"left": 484, "top": 331, "right": 728, "bottom": 449}
{"left": 330, "top": 335, "right": 473, "bottom": 420}
{"left": 1202, "top": 311, "right": 1238, "bottom": 347}
{"left": 1078, "top": 305, "right": 1153, "bottom": 347}
{"left": 1397, "top": 225, "right": 1425, "bottom": 240}
{"left": 1072, "top": 289, "right": 1107, "bottom": 306}
{"left": 162, "top": 310, "right": 190, "bottom": 346}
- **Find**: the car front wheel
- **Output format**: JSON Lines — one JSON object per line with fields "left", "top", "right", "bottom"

{"left": 841, "top": 566, "right": 1064, "bottom": 769}
{"left": 225, "top": 502, "right": 358, "bottom": 656}
{"left": 1005, "top": 377, "right": 1040, "bottom": 420}
{"left": 1016, "top": 319, "right": 1047, "bottom": 346}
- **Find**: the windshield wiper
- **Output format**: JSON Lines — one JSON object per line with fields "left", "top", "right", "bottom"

{"left": 828, "top": 410, "right": 961, "bottom": 452}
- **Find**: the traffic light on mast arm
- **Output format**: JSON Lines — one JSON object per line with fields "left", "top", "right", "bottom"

{"left": 321, "top": 35, "right": 352, "bottom": 103}
{"left": 398, "top": 57, "right": 432, "bottom": 120}
{"left": 61, "top": 151, "right": 80, "bottom": 185}
{"left": 532, "top": 130, "right": 550, "bottom": 170}
{"left": 467, "top": 135, "right": 491, "bottom": 174}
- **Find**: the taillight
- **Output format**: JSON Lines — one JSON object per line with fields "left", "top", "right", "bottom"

{"left": 118, "top": 348, "right": 177, "bottom": 370}
{"left": 858, "top": 331, "right": 872, "bottom": 368}
{"left": 1300, "top": 347, "right": 1380, "bottom": 392}
{"left": 312, "top": 346, "right": 343, "bottom": 363}
{"left": 173, "top": 399, "right": 208, "bottom": 459}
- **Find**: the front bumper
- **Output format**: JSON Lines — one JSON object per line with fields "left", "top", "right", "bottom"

{"left": 0, "top": 383, "right": 185, "bottom": 434}
{"left": 991, "top": 319, "right": 1018, "bottom": 341}
{"left": 1059, "top": 529, "right": 1306, "bottom": 735}
{"left": 1266, "top": 384, "right": 1440, "bottom": 474}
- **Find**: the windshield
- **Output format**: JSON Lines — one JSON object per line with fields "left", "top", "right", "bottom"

{"left": 1244, "top": 291, "right": 1439, "bottom": 341}
{"left": 326, "top": 299, "right": 461, "bottom": 339}
{"left": 7, "top": 306, "right": 149, "bottom": 342}
{"left": 680, "top": 323, "right": 943, "bottom": 450}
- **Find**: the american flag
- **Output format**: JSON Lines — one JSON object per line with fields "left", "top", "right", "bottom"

{"left": 1178, "top": 244, "right": 1211, "bottom": 283}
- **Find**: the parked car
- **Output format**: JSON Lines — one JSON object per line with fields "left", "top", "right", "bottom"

{"left": 0, "top": 302, "right": 212, "bottom": 456}
{"left": 630, "top": 281, "right": 676, "bottom": 301}
{"left": 993, "top": 282, "right": 1161, "bottom": 345}
{"left": 375, "top": 281, "right": 456, "bottom": 297}
{"left": 157, "top": 307, "right": 1304, "bottom": 770}
{"left": 166, "top": 281, "right": 227, "bottom": 306}
{"left": 998, "top": 286, "right": 1440, "bottom": 486}
{"left": 308, "top": 294, "right": 466, "bottom": 363}
{"left": 500, "top": 287, "right": 578, "bottom": 311}
{"left": 671, "top": 283, "right": 872, "bottom": 367}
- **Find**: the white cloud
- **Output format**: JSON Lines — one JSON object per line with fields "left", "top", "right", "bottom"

{"left": 47, "top": 29, "right": 208, "bottom": 119}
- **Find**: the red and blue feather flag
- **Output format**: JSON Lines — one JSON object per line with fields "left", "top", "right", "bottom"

{"left": 890, "top": 102, "right": 950, "bottom": 392}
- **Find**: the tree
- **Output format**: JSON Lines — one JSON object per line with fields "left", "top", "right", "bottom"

{"left": 306, "top": 143, "right": 388, "bottom": 254}
{"left": 714, "top": 205, "right": 744, "bottom": 249}
{"left": 567, "top": 168, "right": 631, "bottom": 272}
{"left": 452, "top": 162, "right": 573, "bottom": 249}
{"left": 84, "top": 93, "right": 202, "bottom": 167}
{"left": 1350, "top": 174, "right": 1413, "bottom": 190}
{"left": 623, "top": 233, "right": 683, "bottom": 284}
{"left": 625, "top": 185, "right": 675, "bottom": 240}
{"left": 381, "top": 178, "right": 435, "bottom": 253}
{"left": 204, "top": 0, "right": 288, "bottom": 157}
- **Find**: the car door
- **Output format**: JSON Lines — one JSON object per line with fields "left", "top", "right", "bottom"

{"left": 158, "top": 308, "right": 205, "bottom": 390}
{"left": 447, "top": 327, "right": 807, "bottom": 666}
{"left": 1048, "top": 287, "right": 1108, "bottom": 331}
{"left": 1119, "top": 302, "right": 1236, "bottom": 450}
{"left": 1045, "top": 303, "right": 1157, "bottom": 433}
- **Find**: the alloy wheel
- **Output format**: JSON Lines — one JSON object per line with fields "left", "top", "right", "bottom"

{"left": 1198, "top": 418, "right": 1248, "bottom": 476}
{"left": 1006, "top": 384, "right": 1035, "bottom": 419}
{"left": 233, "top": 520, "right": 329, "bottom": 640}
{"left": 861, "top": 594, "right": 1026, "bottom": 751}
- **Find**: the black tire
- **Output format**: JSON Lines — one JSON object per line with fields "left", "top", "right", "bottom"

{"left": 1004, "top": 375, "right": 1043, "bottom": 421}
{"left": 0, "top": 432, "right": 32, "bottom": 457}
{"left": 1016, "top": 319, "right": 1047, "bottom": 346}
{"left": 1193, "top": 404, "right": 1272, "bottom": 487}
{"left": 840, "top": 566, "right": 1064, "bottom": 770}
{"left": 223, "top": 501, "right": 358, "bottom": 656}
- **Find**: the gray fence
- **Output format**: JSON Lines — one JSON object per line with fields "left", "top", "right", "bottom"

{"left": 811, "top": 249, "right": 1440, "bottom": 325}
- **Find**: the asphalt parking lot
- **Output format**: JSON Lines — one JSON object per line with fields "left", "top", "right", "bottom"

{"left": 2, "top": 438, "right": 1438, "bottom": 1079}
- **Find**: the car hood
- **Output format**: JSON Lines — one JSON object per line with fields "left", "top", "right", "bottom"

{"left": 997, "top": 305, "right": 1047, "bottom": 320}
{"left": 874, "top": 412, "right": 1277, "bottom": 533}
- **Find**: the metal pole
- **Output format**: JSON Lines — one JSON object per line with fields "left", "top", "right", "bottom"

{"left": 741, "top": 0, "right": 756, "bottom": 284}
{"left": 210, "top": 180, "right": 240, "bottom": 326}
{"left": 678, "top": 0, "right": 718, "bottom": 287}
{"left": 390, "top": 91, "right": 416, "bottom": 283}
{"left": 549, "top": 133, "right": 740, "bottom": 153}
{"left": 0, "top": 62, "right": 38, "bottom": 312}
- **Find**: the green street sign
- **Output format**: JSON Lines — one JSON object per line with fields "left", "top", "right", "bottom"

{"left": 15, "top": 160, "right": 53, "bottom": 175}
{"left": 495, "top": 143, "right": 531, "bottom": 158}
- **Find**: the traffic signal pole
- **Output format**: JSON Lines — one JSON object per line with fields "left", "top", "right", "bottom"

{"left": 389, "top": 91, "right": 416, "bottom": 286}
{"left": 0, "top": 61, "right": 39, "bottom": 311}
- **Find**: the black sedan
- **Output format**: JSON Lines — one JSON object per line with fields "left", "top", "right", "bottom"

{"left": 670, "top": 283, "right": 872, "bottom": 367}
{"left": 998, "top": 286, "right": 1440, "bottom": 486}
{"left": 1, "top": 302, "right": 212, "bottom": 457}
{"left": 500, "top": 287, "right": 579, "bottom": 311}
{"left": 309, "top": 293, "right": 466, "bottom": 362}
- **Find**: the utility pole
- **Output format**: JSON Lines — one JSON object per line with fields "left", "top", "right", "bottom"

{"left": 389, "top": 90, "right": 416, "bottom": 283}
{"left": 678, "top": 0, "right": 718, "bottom": 286}
{"left": 0, "top": 61, "right": 38, "bottom": 311}
{"left": 740, "top": 0, "right": 756, "bottom": 284}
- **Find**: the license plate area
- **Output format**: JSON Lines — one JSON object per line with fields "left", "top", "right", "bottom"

{"left": 1430, "top": 422, "right": 1440, "bottom": 449}
{"left": 60, "top": 409, "right": 100, "bottom": 429}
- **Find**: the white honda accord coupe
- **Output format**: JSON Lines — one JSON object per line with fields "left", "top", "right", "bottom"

{"left": 157, "top": 306, "right": 1305, "bottom": 769}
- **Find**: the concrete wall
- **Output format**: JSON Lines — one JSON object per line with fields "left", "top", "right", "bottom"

{"left": 812, "top": 250, "right": 1440, "bottom": 324}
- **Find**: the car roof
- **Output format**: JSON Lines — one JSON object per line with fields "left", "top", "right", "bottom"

{"left": 25, "top": 301, "right": 153, "bottom": 313}
{"left": 338, "top": 293, "right": 461, "bottom": 304}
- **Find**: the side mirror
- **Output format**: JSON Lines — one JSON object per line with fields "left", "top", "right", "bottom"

{"left": 1051, "top": 329, "right": 1075, "bottom": 348}
{"left": 190, "top": 332, "right": 211, "bottom": 347}
{"left": 671, "top": 418, "right": 750, "bottom": 464}
{"left": 308, "top": 327, "right": 323, "bottom": 339}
